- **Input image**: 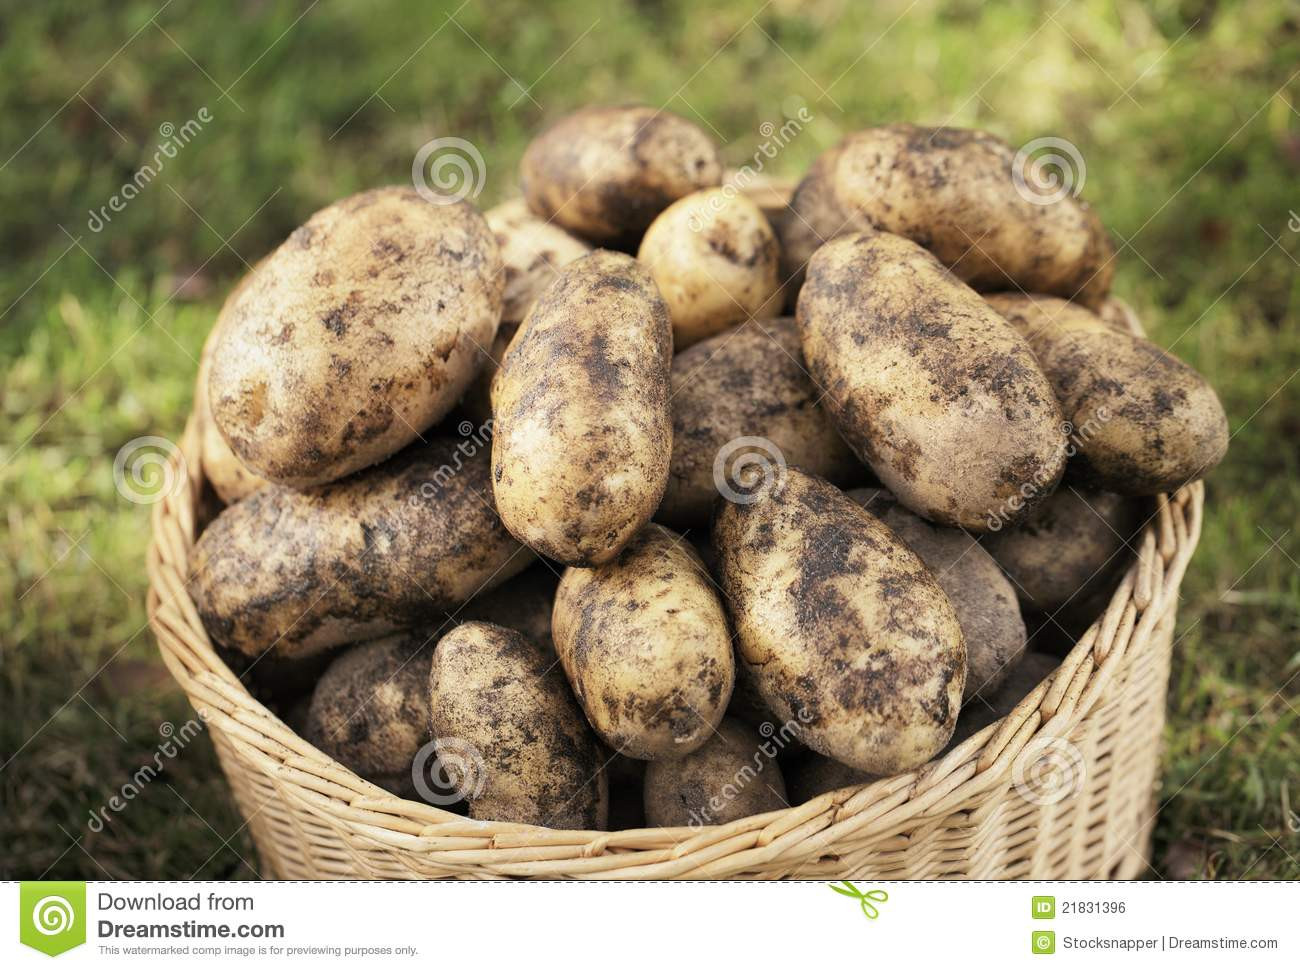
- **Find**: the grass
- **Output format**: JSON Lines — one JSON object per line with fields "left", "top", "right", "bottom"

{"left": 2, "top": 0, "right": 1298, "bottom": 880}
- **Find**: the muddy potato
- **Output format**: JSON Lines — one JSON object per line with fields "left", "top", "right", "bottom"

{"left": 429, "top": 622, "right": 607, "bottom": 828}
{"left": 459, "top": 563, "right": 559, "bottom": 650}
{"left": 637, "top": 189, "right": 780, "bottom": 348}
{"left": 985, "top": 293, "right": 1229, "bottom": 495}
{"left": 784, "top": 125, "right": 1114, "bottom": 307}
{"left": 659, "top": 318, "right": 863, "bottom": 528}
{"left": 798, "top": 233, "right": 1067, "bottom": 531}
{"left": 553, "top": 524, "right": 733, "bottom": 759}
{"left": 189, "top": 435, "right": 531, "bottom": 660}
{"left": 486, "top": 199, "right": 591, "bottom": 323}
{"left": 715, "top": 468, "right": 967, "bottom": 774}
{"left": 643, "top": 718, "right": 789, "bottom": 827}
{"left": 492, "top": 251, "right": 673, "bottom": 566}
{"left": 209, "top": 187, "right": 503, "bottom": 487}
{"left": 949, "top": 651, "right": 1060, "bottom": 747}
{"left": 787, "top": 755, "right": 877, "bottom": 805}
{"left": 849, "top": 488, "right": 1026, "bottom": 700}
{"left": 983, "top": 485, "right": 1143, "bottom": 618}
{"left": 520, "top": 105, "right": 723, "bottom": 244}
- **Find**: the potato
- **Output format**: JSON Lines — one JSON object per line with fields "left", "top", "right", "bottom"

{"left": 984, "top": 293, "right": 1229, "bottom": 495}
{"left": 520, "top": 105, "right": 722, "bottom": 244}
{"left": 787, "top": 756, "right": 876, "bottom": 805}
{"left": 949, "top": 651, "right": 1060, "bottom": 747}
{"left": 643, "top": 718, "right": 789, "bottom": 827}
{"left": 849, "top": 487, "right": 1026, "bottom": 700}
{"left": 459, "top": 563, "right": 559, "bottom": 650}
{"left": 552, "top": 524, "right": 733, "bottom": 759}
{"left": 209, "top": 186, "right": 502, "bottom": 487}
{"left": 982, "top": 485, "right": 1143, "bottom": 618}
{"left": 636, "top": 189, "right": 780, "bottom": 348}
{"left": 658, "top": 317, "right": 862, "bottom": 528}
{"left": 189, "top": 434, "right": 531, "bottom": 659}
{"left": 486, "top": 199, "right": 591, "bottom": 323}
{"left": 715, "top": 468, "right": 966, "bottom": 774}
{"left": 429, "top": 621, "right": 607, "bottom": 828}
{"left": 783, "top": 125, "right": 1114, "bottom": 307}
{"left": 798, "top": 232, "right": 1067, "bottom": 531}
{"left": 492, "top": 250, "right": 673, "bottom": 566}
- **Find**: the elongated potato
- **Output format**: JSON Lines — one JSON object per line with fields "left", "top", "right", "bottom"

{"left": 553, "top": 524, "right": 734, "bottom": 759}
{"left": 849, "top": 487, "right": 1026, "bottom": 700}
{"left": 783, "top": 125, "right": 1114, "bottom": 306}
{"left": 209, "top": 187, "right": 502, "bottom": 487}
{"left": 430, "top": 622, "right": 607, "bottom": 828}
{"left": 984, "top": 293, "right": 1229, "bottom": 495}
{"left": 715, "top": 469, "right": 966, "bottom": 774}
{"left": 798, "top": 232, "right": 1067, "bottom": 531}
{"left": 189, "top": 434, "right": 531, "bottom": 659}
{"left": 492, "top": 251, "right": 673, "bottom": 566}
{"left": 520, "top": 105, "right": 722, "bottom": 244}
{"left": 659, "top": 317, "right": 863, "bottom": 528}
{"left": 486, "top": 199, "right": 591, "bottom": 323}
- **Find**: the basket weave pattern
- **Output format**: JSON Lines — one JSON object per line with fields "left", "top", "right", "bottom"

{"left": 146, "top": 302, "right": 1202, "bottom": 880}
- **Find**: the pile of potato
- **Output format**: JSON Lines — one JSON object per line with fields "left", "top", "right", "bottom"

{"left": 189, "top": 106, "right": 1227, "bottom": 831}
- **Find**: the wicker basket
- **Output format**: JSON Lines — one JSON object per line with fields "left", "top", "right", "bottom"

{"left": 146, "top": 298, "right": 1203, "bottom": 880}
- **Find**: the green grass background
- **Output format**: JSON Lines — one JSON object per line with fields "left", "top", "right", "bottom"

{"left": 2, "top": 0, "right": 1297, "bottom": 880}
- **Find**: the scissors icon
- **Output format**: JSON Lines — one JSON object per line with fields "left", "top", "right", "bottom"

{"left": 829, "top": 881, "right": 889, "bottom": 919}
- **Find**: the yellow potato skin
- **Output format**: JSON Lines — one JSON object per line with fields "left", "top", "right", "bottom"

{"left": 430, "top": 622, "right": 608, "bottom": 829}
{"left": 520, "top": 105, "right": 722, "bottom": 244}
{"left": 209, "top": 186, "right": 503, "bottom": 488}
{"left": 492, "top": 251, "right": 673, "bottom": 567}
{"left": 552, "top": 524, "right": 734, "bottom": 760}
{"left": 485, "top": 199, "right": 591, "bottom": 323}
{"left": 797, "top": 232, "right": 1067, "bottom": 531}
{"left": 984, "top": 293, "right": 1229, "bottom": 495}
{"left": 637, "top": 189, "right": 780, "bottom": 349}
{"left": 714, "top": 468, "right": 967, "bottom": 775}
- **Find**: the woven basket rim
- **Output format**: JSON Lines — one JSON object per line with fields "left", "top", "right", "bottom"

{"left": 145, "top": 299, "right": 1205, "bottom": 874}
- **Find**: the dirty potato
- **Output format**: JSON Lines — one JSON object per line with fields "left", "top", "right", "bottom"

{"left": 552, "top": 524, "right": 733, "bottom": 759}
{"left": 637, "top": 188, "right": 780, "bottom": 348}
{"left": 798, "top": 233, "right": 1067, "bottom": 531}
{"left": 189, "top": 434, "right": 531, "bottom": 660}
{"left": 783, "top": 125, "right": 1114, "bottom": 306}
{"left": 486, "top": 199, "right": 591, "bottom": 323}
{"left": 643, "top": 718, "right": 789, "bottom": 827}
{"left": 715, "top": 468, "right": 967, "bottom": 774}
{"left": 658, "top": 317, "right": 862, "bottom": 528}
{"left": 520, "top": 105, "right": 722, "bottom": 244}
{"left": 849, "top": 487, "right": 1026, "bottom": 700}
{"left": 209, "top": 186, "right": 503, "bottom": 487}
{"left": 985, "top": 293, "right": 1229, "bottom": 495}
{"left": 429, "top": 622, "right": 607, "bottom": 828}
{"left": 492, "top": 251, "right": 673, "bottom": 566}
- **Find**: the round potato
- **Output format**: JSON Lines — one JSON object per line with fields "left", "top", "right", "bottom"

{"left": 643, "top": 718, "right": 789, "bottom": 828}
{"left": 798, "top": 232, "right": 1067, "bottom": 531}
{"left": 429, "top": 621, "right": 607, "bottom": 828}
{"left": 658, "top": 317, "right": 863, "bottom": 528}
{"left": 982, "top": 485, "right": 1143, "bottom": 618}
{"left": 189, "top": 434, "right": 532, "bottom": 659}
{"left": 520, "top": 105, "right": 722, "bottom": 244}
{"left": 552, "top": 524, "right": 734, "bottom": 759}
{"left": 492, "top": 250, "right": 673, "bottom": 566}
{"left": 715, "top": 468, "right": 967, "bottom": 774}
{"left": 459, "top": 563, "right": 559, "bottom": 650}
{"left": 486, "top": 198, "right": 591, "bottom": 323}
{"left": 849, "top": 487, "right": 1026, "bottom": 700}
{"left": 209, "top": 186, "right": 503, "bottom": 487}
{"left": 786, "top": 756, "right": 876, "bottom": 805}
{"left": 783, "top": 125, "right": 1114, "bottom": 307}
{"left": 637, "top": 188, "right": 780, "bottom": 348}
{"left": 984, "top": 293, "right": 1229, "bottom": 495}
